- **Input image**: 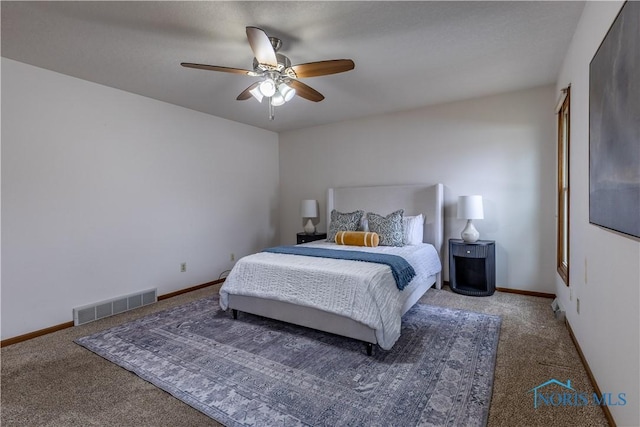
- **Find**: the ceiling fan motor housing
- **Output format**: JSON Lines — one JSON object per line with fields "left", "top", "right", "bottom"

{"left": 253, "top": 53, "right": 291, "bottom": 73}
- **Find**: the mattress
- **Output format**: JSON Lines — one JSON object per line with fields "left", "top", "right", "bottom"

{"left": 219, "top": 241, "right": 441, "bottom": 349}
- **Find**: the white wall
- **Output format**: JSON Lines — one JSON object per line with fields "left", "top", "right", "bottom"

{"left": 555, "top": 2, "right": 639, "bottom": 425}
{"left": 279, "top": 85, "right": 557, "bottom": 293}
{"left": 1, "top": 58, "right": 279, "bottom": 340}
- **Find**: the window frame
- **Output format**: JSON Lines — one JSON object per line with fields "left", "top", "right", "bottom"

{"left": 557, "top": 86, "right": 570, "bottom": 286}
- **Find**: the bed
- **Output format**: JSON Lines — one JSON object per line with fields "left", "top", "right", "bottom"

{"left": 219, "top": 183, "right": 444, "bottom": 354}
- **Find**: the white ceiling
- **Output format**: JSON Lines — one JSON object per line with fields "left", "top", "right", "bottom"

{"left": 1, "top": 1, "right": 585, "bottom": 132}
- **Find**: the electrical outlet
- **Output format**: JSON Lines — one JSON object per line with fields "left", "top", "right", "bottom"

{"left": 576, "top": 298, "right": 580, "bottom": 314}
{"left": 230, "top": 253, "right": 235, "bottom": 262}
{"left": 180, "top": 262, "right": 187, "bottom": 273}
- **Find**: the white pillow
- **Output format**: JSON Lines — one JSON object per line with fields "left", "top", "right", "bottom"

{"left": 403, "top": 214, "right": 424, "bottom": 245}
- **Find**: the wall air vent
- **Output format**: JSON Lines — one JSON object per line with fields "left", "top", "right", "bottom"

{"left": 72, "top": 288, "right": 157, "bottom": 326}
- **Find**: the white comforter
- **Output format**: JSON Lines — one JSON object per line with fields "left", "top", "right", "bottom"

{"left": 219, "top": 242, "right": 441, "bottom": 350}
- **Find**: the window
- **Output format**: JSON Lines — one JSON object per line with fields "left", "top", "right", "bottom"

{"left": 557, "top": 86, "right": 570, "bottom": 285}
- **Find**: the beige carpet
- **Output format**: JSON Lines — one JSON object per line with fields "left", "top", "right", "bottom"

{"left": 1, "top": 284, "right": 609, "bottom": 426}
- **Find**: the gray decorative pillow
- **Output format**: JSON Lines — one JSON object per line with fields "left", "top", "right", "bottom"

{"left": 327, "top": 209, "right": 364, "bottom": 242}
{"left": 366, "top": 209, "right": 405, "bottom": 246}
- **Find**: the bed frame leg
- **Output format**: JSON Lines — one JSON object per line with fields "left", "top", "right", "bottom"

{"left": 232, "top": 309, "right": 238, "bottom": 320}
{"left": 366, "top": 343, "right": 373, "bottom": 356}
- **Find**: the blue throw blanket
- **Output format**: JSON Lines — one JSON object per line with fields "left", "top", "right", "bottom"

{"left": 263, "top": 245, "right": 416, "bottom": 290}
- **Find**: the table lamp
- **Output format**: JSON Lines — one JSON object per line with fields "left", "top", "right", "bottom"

{"left": 457, "top": 195, "right": 484, "bottom": 242}
{"left": 300, "top": 199, "right": 318, "bottom": 235}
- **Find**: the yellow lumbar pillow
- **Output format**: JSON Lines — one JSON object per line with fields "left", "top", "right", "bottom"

{"left": 335, "top": 231, "right": 380, "bottom": 247}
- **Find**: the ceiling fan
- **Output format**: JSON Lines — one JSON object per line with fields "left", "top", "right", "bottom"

{"left": 181, "top": 27, "right": 355, "bottom": 120}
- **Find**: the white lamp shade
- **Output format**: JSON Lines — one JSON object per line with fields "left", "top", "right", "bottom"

{"left": 457, "top": 195, "right": 484, "bottom": 219}
{"left": 271, "top": 92, "right": 285, "bottom": 107}
{"left": 300, "top": 199, "right": 318, "bottom": 218}
{"left": 279, "top": 83, "right": 296, "bottom": 102}
{"left": 259, "top": 79, "right": 276, "bottom": 97}
{"left": 249, "top": 86, "right": 264, "bottom": 103}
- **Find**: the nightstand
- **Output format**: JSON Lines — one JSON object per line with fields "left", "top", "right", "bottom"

{"left": 297, "top": 232, "right": 327, "bottom": 244}
{"left": 449, "top": 239, "right": 496, "bottom": 296}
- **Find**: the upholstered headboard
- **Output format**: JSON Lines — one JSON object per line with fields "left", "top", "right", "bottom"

{"left": 326, "top": 183, "right": 444, "bottom": 260}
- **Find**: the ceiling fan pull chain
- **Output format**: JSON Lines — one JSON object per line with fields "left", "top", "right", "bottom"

{"left": 269, "top": 99, "right": 275, "bottom": 121}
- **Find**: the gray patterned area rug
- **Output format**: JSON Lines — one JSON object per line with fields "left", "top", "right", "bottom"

{"left": 76, "top": 295, "right": 501, "bottom": 427}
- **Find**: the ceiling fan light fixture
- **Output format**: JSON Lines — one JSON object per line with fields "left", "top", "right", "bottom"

{"left": 271, "top": 92, "right": 286, "bottom": 107}
{"left": 249, "top": 86, "right": 264, "bottom": 103}
{"left": 259, "top": 78, "right": 276, "bottom": 97}
{"left": 279, "top": 83, "right": 296, "bottom": 102}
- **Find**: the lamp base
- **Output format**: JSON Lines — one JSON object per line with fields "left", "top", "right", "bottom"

{"left": 461, "top": 220, "right": 480, "bottom": 242}
{"left": 304, "top": 218, "right": 316, "bottom": 235}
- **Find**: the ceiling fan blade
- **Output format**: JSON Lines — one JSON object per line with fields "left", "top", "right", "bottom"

{"left": 236, "top": 82, "right": 260, "bottom": 100}
{"left": 246, "top": 26, "right": 278, "bottom": 67}
{"left": 181, "top": 63, "right": 259, "bottom": 76}
{"left": 288, "top": 80, "right": 325, "bottom": 102}
{"left": 289, "top": 59, "right": 355, "bottom": 78}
